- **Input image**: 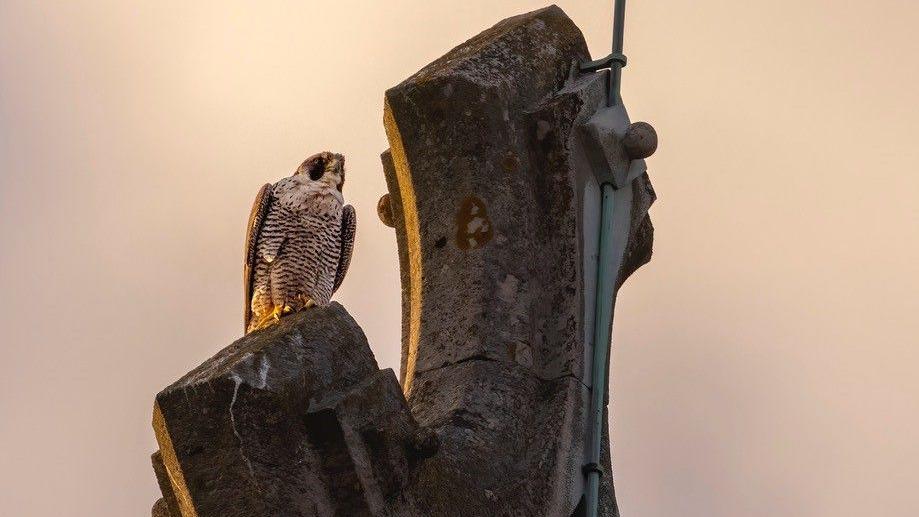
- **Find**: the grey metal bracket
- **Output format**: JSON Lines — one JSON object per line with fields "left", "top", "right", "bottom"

{"left": 579, "top": 52, "right": 627, "bottom": 74}
{"left": 578, "top": 101, "right": 647, "bottom": 188}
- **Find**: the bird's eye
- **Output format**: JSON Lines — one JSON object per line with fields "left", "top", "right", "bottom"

{"left": 309, "top": 159, "right": 325, "bottom": 180}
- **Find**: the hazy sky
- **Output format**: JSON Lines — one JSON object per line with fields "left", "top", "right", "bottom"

{"left": 1, "top": 1, "right": 917, "bottom": 516}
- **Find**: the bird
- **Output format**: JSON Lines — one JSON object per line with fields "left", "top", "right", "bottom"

{"left": 243, "top": 151, "right": 356, "bottom": 333}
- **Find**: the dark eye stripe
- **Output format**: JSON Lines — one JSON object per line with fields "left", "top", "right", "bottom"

{"left": 309, "top": 159, "right": 325, "bottom": 180}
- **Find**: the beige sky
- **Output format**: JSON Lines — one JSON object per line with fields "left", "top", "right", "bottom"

{"left": 1, "top": 1, "right": 917, "bottom": 516}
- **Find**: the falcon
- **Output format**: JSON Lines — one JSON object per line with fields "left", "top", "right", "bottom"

{"left": 244, "top": 152, "right": 355, "bottom": 333}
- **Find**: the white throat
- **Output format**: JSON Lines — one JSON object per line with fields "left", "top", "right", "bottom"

{"left": 274, "top": 176, "right": 343, "bottom": 214}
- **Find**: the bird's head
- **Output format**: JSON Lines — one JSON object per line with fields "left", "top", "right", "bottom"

{"left": 296, "top": 151, "right": 346, "bottom": 192}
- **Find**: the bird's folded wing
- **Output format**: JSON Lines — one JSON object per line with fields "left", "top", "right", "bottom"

{"left": 244, "top": 183, "right": 273, "bottom": 331}
{"left": 333, "top": 204, "right": 356, "bottom": 294}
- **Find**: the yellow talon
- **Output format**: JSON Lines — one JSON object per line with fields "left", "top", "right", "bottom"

{"left": 248, "top": 301, "right": 312, "bottom": 333}
{"left": 248, "top": 306, "right": 283, "bottom": 333}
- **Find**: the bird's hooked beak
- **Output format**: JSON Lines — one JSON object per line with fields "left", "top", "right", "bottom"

{"left": 332, "top": 153, "right": 345, "bottom": 192}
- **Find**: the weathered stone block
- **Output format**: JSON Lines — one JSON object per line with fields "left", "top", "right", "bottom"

{"left": 383, "top": 4, "right": 594, "bottom": 391}
{"left": 407, "top": 359, "right": 589, "bottom": 516}
{"left": 381, "top": 5, "right": 654, "bottom": 516}
{"left": 151, "top": 451, "right": 181, "bottom": 517}
{"left": 152, "top": 303, "right": 429, "bottom": 516}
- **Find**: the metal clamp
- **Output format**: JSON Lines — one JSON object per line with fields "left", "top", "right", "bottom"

{"left": 582, "top": 462, "right": 605, "bottom": 478}
{"left": 579, "top": 52, "right": 627, "bottom": 74}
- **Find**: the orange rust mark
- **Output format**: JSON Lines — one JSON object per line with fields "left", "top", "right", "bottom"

{"left": 456, "top": 196, "right": 494, "bottom": 250}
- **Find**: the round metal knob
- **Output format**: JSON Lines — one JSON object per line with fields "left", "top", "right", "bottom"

{"left": 377, "top": 193, "right": 395, "bottom": 228}
{"left": 623, "top": 121, "right": 657, "bottom": 159}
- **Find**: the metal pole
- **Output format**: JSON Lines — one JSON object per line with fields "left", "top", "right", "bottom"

{"left": 585, "top": 5, "right": 627, "bottom": 516}
{"left": 609, "top": 0, "right": 626, "bottom": 106}
{"left": 585, "top": 183, "right": 618, "bottom": 517}
{"left": 580, "top": 3, "right": 629, "bottom": 516}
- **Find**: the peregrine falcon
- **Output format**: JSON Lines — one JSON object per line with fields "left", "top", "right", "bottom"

{"left": 244, "top": 152, "right": 356, "bottom": 333}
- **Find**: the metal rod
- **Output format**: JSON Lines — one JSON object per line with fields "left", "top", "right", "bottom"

{"left": 613, "top": 0, "right": 626, "bottom": 54}
{"left": 583, "top": 4, "right": 630, "bottom": 516}
{"left": 609, "top": 0, "right": 627, "bottom": 106}
{"left": 585, "top": 183, "right": 618, "bottom": 517}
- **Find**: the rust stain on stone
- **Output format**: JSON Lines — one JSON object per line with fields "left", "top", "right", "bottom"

{"left": 456, "top": 196, "right": 494, "bottom": 250}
